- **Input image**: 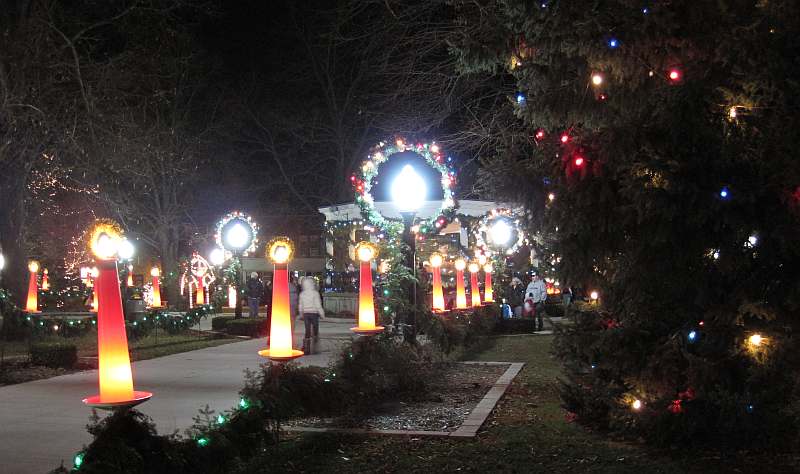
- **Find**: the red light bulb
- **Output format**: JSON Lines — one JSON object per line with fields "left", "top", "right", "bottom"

{"left": 560, "top": 134, "right": 569, "bottom": 144}
{"left": 535, "top": 129, "right": 545, "bottom": 140}
{"left": 668, "top": 69, "right": 681, "bottom": 81}
{"left": 574, "top": 156, "right": 584, "bottom": 167}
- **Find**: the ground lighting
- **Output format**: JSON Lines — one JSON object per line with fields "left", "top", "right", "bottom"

{"left": 82, "top": 219, "right": 151, "bottom": 409}
{"left": 258, "top": 237, "right": 303, "bottom": 361}
{"left": 352, "top": 241, "right": 384, "bottom": 334}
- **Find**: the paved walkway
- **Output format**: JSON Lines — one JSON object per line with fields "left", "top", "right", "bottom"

{"left": 0, "top": 319, "right": 354, "bottom": 474}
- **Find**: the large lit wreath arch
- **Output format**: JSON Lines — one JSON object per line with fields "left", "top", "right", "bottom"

{"left": 351, "top": 137, "right": 457, "bottom": 235}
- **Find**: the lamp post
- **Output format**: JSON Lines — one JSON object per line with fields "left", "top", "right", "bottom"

{"left": 352, "top": 241, "right": 384, "bottom": 334}
{"left": 220, "top": 215, "right": 255, "bottom": 319}
{"left": 391, "top": 164, "right": 426, "bottom": 343}
{"left": 82, "top": 220, "right": 151, "bottom": 409}
{"left": 429, "top": 252, "right": 446, "bottom": 312}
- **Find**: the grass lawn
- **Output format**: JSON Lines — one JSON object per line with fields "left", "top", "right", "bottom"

{"left": 1, "top": 330, "right": 237, "bottom": 361}
{"left": 239, "top": 335, "right": 799, "bottom": 473}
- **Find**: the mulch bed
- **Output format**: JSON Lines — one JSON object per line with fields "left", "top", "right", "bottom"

{"left": 286, "top": 362, "right": 508, "bottom": 432}
{"left": 0, "top": 359, "right": 93, "bottom": 386}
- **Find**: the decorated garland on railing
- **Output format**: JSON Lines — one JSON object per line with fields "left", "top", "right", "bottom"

{"left": 352, "top": 137, "right": 458, "bottom": 237}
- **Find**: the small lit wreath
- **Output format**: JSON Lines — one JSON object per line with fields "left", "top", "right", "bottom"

{"left": 352, "top": 137, "right": 457, "bottom": 235}
{"left": 215, "top": 211, "right": 259, "bottom": 256}
{"left": 474, "top": 208, "right": 527, "bottom": 255}
{"left": 266, "top": 236, "right": 294, "bottom": 264}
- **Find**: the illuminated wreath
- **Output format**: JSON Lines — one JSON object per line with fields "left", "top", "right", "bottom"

{"left": 215, "top": 211, "right": 259, "bottom": 256}
{"left": 352, "top": 137, "right": 457, "bottom": 234}
{"left": 474, "top": 208, "right": 527, "bottom": 255}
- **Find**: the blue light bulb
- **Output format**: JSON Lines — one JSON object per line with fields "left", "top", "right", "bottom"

{"left": 516, "top": 93, "right": 526, "bottom": 105}
{"left": 720, "top": 186, "right": 730, "bottom": 199}
{"left": 608, "top": 38, "right": 619, "bottom": 48}
{"left": 642, "top": 7, "right": 649, "bottom": 14}
{"left": 688, "top": 330, "right": 697, "bottom": 342}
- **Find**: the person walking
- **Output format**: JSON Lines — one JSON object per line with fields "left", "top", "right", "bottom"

{"left": 298, "top": 277, "right": 325, "bottom": 354}
{"left": 525, "top": 272, "right": 548, "bottom": 331}
{"left": 246, "top": 272, "right": 264, "bottom": 318}
{"left": 508, "top": 277, "right": 525, "bottom": 318}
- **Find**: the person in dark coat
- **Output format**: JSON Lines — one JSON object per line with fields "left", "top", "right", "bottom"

{"left": 246, "top": 272, "right": 264, "bottom": 318}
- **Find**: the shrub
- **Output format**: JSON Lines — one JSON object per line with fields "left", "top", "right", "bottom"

{"left": 224, "top": 318, "right": 268, "bottom": 337}
{"left": 211, "top": 316, "right": 235, "bottom": 331}
{"left": 30, "top": 342, "right": 78, "bottom": 369}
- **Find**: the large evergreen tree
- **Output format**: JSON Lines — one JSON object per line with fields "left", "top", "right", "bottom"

{"left": 450, "top": 0, "right": 800, "bottom": 447}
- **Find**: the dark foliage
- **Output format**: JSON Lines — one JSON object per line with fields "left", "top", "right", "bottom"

{"left": 29, "top": 342, "right": 78, "bottom": 369}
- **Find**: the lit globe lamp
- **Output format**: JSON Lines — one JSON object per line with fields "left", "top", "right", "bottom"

{"left": 454, "top": 258, "right": 468, "bottom": 309}
{"left": 429, "top": 252, "right": 446, "bottom": 312}
{"left": 352, "top": 242, "right": 384, "bottom": 334}
{"left": 468, "top": 261, "right": 482, "bottom": 307}
{"left": 82, "top": 220, "right": 152, "bottom": 409}
{"left": 258, "top": 237, "right": 303, "bottom": 361}
{"left": 150, "top": 267, "right": 163, "bottom": 308}
{"left": 219, "top": 214, "right": 256, "bottom": 318}
{"left": 26, "top": 260, "right": 40, "bottom": 313}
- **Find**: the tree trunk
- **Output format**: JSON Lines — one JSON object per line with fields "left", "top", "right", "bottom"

{"left": 0, "top": 161, "right": 31, "bottom": 305}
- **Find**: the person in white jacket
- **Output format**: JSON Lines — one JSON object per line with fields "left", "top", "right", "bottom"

{"left": 525, "top": 273, "right": 547, "bottom": 331}
{"left": 298, "top": 277, "right": 325, "bottom": 354}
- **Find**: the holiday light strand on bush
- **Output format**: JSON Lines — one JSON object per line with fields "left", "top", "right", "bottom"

{"left": 352, "top": 137, "right": 457, "bottom": 235}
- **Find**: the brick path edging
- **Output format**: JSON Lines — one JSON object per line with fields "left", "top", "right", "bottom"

{"left": 284, "top": 361, "right": 525, "bottom": 438}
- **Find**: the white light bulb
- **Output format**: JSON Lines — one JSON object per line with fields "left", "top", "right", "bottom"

{"left": 209, "top": 248, "right": 226, "bottom": 266}
{"left": 95, "top": 234, "right": 117, "bottom": 259}
{"left": 117, "top": 239, "right": 135, "bottom": 260}
{"left": 489, "top": 220, "right": 513, "bottom": 246}
{"left": 392, "top": 165, "right": 426, "bottom": 212}
{"left": 225, "top": 223, "right": 250, "bottom": 250}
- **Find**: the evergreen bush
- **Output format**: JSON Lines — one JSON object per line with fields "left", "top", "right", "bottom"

{"left": 29, "top": 342, "right": 78, "bottom": 369}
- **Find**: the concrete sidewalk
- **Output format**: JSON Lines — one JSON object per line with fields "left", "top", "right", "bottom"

{"left": 0, "top": 320, "right": 353, "bottom": 474}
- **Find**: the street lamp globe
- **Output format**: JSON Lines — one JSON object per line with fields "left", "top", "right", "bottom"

{"left": 0, "top": 252, "right": 5, "bottom": 271}
{"left": 222, "top": 219, "right": 254, "bottom": 253}
{"left": 489, "top": 220, "right": 512, "bottom": 247}
{"left": 117, "top": 239, "right": 135, "bottom": 260}
{"left": 392, "top": 164, "right": 427, "bottom": 212}
{"left": 209, "top": 247, "right": 225, "bottom": 266}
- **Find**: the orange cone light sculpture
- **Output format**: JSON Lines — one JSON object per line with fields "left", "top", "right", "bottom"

{"left": 228, "top": 285, "right": 236, "bottom": 309}
{"left": 83, "top": 220, "right": 151, "bottom": 409}
{"left": 195, "top": 276, "right": 205, "bottom": 306}
{"left": 352, "top": 242, "right": 384, "bottom": 334}
{"left": 126, "top": 264, "right": 134, "bottom": 287}
{"left": 150, "top": 267, "right": 162, "bottom": 308}
{"left": 258, "top": 237, "right": 303, "bottom": 360}
{"left": 483, "top": 262, "right": 494, "bottom": 303}
{"left": 26, "top": 260, "right": 39, "bottom": 312}
{"left": 454, "top": 258, "right": 468, "bottom": 309}
{"left": 469, "top": 262, "right": 482, "bottom": 307}
{"left": 429, "top": 252, "right": 446, "bottom": 312}
{"left": 42, "top": 268, "right": 50, "bottom": 291}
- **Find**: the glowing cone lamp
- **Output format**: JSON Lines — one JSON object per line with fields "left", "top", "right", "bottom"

{"left": 90, "top": 267, "right": 99, "bottom": 312}
{"left": 429, "top": 253, "right": 446, "bottom": 312}
{"left": 483, "top": 263, "right": 494, "bottom": 303}
{"left": 195, "top": 277, "right": 205, "bottom": 306}
{"left": 352, "top": 242, "right": 384, "bottom": 334}
{"left": 469, "top": 262, "right": 482, "bottom": 307}
{"left": 150, "top": 267, "right": 162, "bottom": 308}
{"left": 42, "top": 268, "right": 50, "bottom": 291}
{"left": 228, "top": 285, "right": 236, "bottom": 308}
{"left": 259, "top": 238, "right": 303, "bottom": 360}
{"left": 126, "top": 265, "right": 134, "bottom": 287}
{"left": 454, "top": 258, "right": 468, "bottom": 309}
{"left": 26, "top": 260, "right": 39, "bottom": 312}
{"left": 83, "top": 220, "right": 151, "bottom": 409}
